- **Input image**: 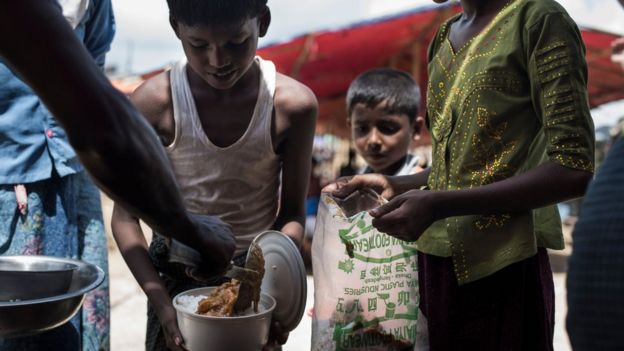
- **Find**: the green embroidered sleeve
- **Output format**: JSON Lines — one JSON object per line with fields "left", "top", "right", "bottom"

{"left": 527, "top": 12, "right": 595, "bottom": 172}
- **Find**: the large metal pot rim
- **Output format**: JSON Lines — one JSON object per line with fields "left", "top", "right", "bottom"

{"left": 0, "top": 255, "right": 105, "bottom": 307}
{"left": 173, "top": 287, "right": 276, "bottom": 321}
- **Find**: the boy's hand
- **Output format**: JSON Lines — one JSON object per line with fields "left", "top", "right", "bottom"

{"left": 157, "top": 304, "right": 187, "bottom": 351}
{"left": 188, "top": 213, "right": 236, "bottom": 275}
{"left": 263, "top": 320, "right": 288, "bottom": 351}
{"left": 369, "top": 189, "right": 439, "bottom": 241}
{"left": 324, "top": 174, "right": 398, "bottom": 199}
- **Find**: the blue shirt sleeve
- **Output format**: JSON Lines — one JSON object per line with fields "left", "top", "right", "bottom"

{"left": 82, "top": 0, "right": 116, "bottom": 67}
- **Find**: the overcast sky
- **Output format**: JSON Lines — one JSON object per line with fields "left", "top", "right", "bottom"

{"left": 107, "top": 0, "right": 624, "bottom": 74}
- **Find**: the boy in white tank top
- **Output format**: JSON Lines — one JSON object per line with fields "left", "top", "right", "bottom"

{"left": 110, "top": 1, "right": 317, "bottom": 350}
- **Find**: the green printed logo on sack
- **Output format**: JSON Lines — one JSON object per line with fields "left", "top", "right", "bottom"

{"left": 332, "top": 314, "right": 418, "bottom": 351}
{"left": 338, "top": 212, "right": 418, "bottom": 262}
{"left": 333, "top": 213, "right": 419, "bottom": 349}
{"left": 311, "top": 193, "right": 423, "bottom": 351}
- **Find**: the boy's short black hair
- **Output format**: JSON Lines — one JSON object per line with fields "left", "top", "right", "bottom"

{"left": 346, "top": 68, "right": 421, "bottom": 122}
{"left": 166, "top": 0, "right": 268, "bottom": 26}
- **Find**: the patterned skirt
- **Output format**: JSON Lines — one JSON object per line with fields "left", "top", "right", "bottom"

{"left": 0, "top": 172, "right": 109, "bottom": 351}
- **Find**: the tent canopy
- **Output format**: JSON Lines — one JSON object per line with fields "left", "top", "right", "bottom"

{"left": 112, "top": 4, "right": 624, "bottom": 139}
{"left": 258, "top": 4, "right": 624, "bottom": 138}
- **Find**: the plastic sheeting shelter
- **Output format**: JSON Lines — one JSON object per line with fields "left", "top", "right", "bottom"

{"left": 112, "top": 4, "right": 624, "bottom": 140}
{"left": 257, "top": 3, "right": 624, "bottom": 138}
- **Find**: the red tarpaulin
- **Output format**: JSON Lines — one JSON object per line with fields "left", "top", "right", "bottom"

{"left": 258, "top": 4, "right": 624, "bottom": 138}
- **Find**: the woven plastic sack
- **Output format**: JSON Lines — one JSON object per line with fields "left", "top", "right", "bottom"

{"left": 312, "top": 189, "right": 421, "bottom": 351}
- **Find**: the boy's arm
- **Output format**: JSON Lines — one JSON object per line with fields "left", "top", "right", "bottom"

{"left": 327, "top": 167, "right": 432, "bottom": 200}
{"left": 0, "top": 0, "right": 233, "bottom": 272}
{"left": 370, "top": 162, "right": 591, "bottom": 241}
{"left": 111, "top": 204, "right": 186, "bottom": 351}
{"left": 272, "top": 78, "right": 318, "bottom": 248}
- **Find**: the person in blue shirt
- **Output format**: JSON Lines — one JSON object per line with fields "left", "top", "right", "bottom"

{"left": 0, "top": 1, "right": 115, "bottom": 350}
{"left": 0, "top": 0, "right": 236, "bottom": 274}
{"left": 0, "top": 0, "right": 236, "bottom": 275}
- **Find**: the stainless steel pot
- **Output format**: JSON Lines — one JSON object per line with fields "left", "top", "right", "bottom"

{"left": 0, "top": 256, "right": 105, "bottom": 338}
{"left": 0, "top": 256, "right": 78, "bottom": 301}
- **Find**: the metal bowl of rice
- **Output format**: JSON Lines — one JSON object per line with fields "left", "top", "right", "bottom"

{"left": 173, "top": 286, "right": 276, "bottom": 351}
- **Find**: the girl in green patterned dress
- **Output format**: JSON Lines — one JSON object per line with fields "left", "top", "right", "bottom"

{"left": 328, "top": 0, "right": 595, "bottom": 349}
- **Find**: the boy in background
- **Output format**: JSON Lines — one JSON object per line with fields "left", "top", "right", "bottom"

{"left": 347, "top": 68, "right": 425, "bottom": 177}
{"left": 310, "top": 68, "right": 428, "bottom": 350}
{"left": 348, "top": 69, "right": 428, "bottom": 348}
{"left": 110, "top": 1, "right": 317, "bottom": 350}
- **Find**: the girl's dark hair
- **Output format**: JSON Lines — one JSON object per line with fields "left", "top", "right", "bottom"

{"left": 166, "top": 0, "right": 268, "bottom": 26}
{"left": 346, "top": 68, "right": 421, "bottom": 122}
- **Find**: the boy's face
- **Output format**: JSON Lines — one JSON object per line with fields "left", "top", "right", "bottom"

{"left": 348, "top": 102, "right": 421, "bottom": 175}
{"left": 172, "top": 11, "right": 270, "bottom": 90}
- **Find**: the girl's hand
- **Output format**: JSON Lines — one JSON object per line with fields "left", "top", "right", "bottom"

{"left": 324, "top": 174, "right": 398, "bottom": 199}
{"left": 369, "top": 189, "right": 439, "bottom": 241}
{"left": 157, "top": 304, "right": 187, "bottom": 351}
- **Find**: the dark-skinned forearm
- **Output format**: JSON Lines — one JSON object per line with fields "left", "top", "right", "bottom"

{"left": 432, "top": 162, "right": 592, "bottom": 219}
{"left": 0, "top": 0, "right": 197, "bottom": 245}
{"left": 393, "top": 167, "right": 432, "bottom": 194}
{"left": 274, "top": 216, "right": 305, "bottom": 249}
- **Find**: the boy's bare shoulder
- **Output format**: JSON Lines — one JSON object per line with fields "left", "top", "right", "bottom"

{"left": 274, "top": 73, "right": 318, "bottom": 120}
{"left": 130, "top": 70, "right": 173, "bottom": 127}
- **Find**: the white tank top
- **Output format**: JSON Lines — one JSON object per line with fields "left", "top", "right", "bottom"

{"left": 167, "top": 57, "right": 280, "bottom": 255}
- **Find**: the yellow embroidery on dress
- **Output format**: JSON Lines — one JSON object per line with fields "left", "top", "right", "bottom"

{"left": 535, "top": 35, "right": 594, "bottom": 173}
{"left": 552, "top": 156, "right": 593, "bottom": 172}
{"left": 537, "top": 51, "right": 569, "bottom": 65}
{"left": 451, "top": 240, "right": 470, "bottom": 282}
{"left": 431, "top": 17, "right": 520, "bottom": 188}
{"left": 477, "top": 107, "right": 490, "bottom": 128}
{"left": 465, "top": 106, "right": 517, "bottom": 229}
{"left": 536, "top": 39, "right": 573, "bottom": 84}
{"left": 544, "top": 95, "right": 574, "bottom": 108}
{"left": 431, "top": 111, "right": 451, "bottom": 142}
{"left": 535, "top": 40, "right": 566, "bottom": 57}
{"left": 537, "top": 58, "right": 571, "bottom": 75}
{"left": 544, "top": 86, "right": 572, "bottom": 98}
{"left": 476, "top": 214, "right": 512, "bottom": 230}
{"left": 540, "top": 70, "right": 572, "bottom": 84}
{"left": 427, "top": 1, "right": 525, "bottom": 230}
{"left": 468, "top": 135, "right": 516, "bottom": 186}
{"left": 436, "top": 1, "right": 520, "bottom": 134}
{"left": 546, "top": 114, "right": 576, "bottom": 127}
{"left": 546, "top": 105, "right": 575, "bottom": 118}
{"left": 547, "top": 129, "right": 594, "bottom": 172}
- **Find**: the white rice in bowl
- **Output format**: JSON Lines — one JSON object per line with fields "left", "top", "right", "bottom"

{"left": 176, "top": 294, "right": 207, "bottom": 315}
{"left": 175, "top": 294, "right": 265, "bottom": 317}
